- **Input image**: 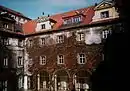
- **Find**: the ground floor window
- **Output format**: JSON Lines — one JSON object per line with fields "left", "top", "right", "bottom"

{"left": 0, "top": 81, "right": 8, "bottom": 91}
{"left": 18, "top": 76, "right": 23, "bottom": 89}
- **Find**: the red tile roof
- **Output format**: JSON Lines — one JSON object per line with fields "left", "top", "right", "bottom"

{"left": 23, "top": 6, "right": 95, "bottom": 35}
{"left": 0, "top": 5, "right": 31, "bottom": 20}
{"left": 22, "top": 20, "right": 37, "bottom": 35}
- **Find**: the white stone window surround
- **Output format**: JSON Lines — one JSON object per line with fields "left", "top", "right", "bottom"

{"left": 3, "top": 57, "right": 8, "bottom": 67}
{"left": 57, "top": 55, "right": 64, "bottom": 64}
{"left": 40, "top": 56, "right": 46, "bottom": 65}
{"left": 77, "top": 53, "right": 86, "bottom": 64}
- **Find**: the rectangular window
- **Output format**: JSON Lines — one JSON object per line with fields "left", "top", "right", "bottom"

{"left": 78, "top": 54, "right": 86, "bottom": 64}
{"left": 3, "top": 81, "right": 8, "bottom": 91}
{"left": 28, "top": 76, "right": 33, "bottom": 89}
{"left": 2, "top": 38, "right": 9, "bottom": 45}
{"left": 40, "top": 56, "right": 46, "bottom": 65}
{"left": 41, "top": 24, "right": 45, "bottom": 29}
{"left": 102, "top": 30, "right": 112, "bottom": 39}
{"left": 18, "top": 56, "right": 23, "bottom": 66}
{"left": 100, "top": 11, "right": 109, "bottom": 18}
{"left": 73, "top": 16, "right": 82, "bottom": 23}
{"left": 18, "top": 76, "right": 23, "bottom": 89}
{"left": 63, "top": 16, "right": 82, "bottom": 25}
{"left": 63, "top": 19, "right": 72, "bottom": 25}
{"left": 3, "top": 23, "right": 8, "bottom": 28}
{"left": 57, "top": 35, "right": 64, "bottom": 43}
{"left": 18, "top": 39, "right": 23, "bottom": 47}
{"left": 3, "top": 57, "right": 8, "bottom": 67}
{"left": 57, "top": 55, "right": 64, "bottom": 64}
{"left": 28, "top": 40, "right": 32, "bottom": 47}
{"left": 77, "top": 33, "right": 85, "bottom": 41}
{"left": 40, "top": 38, "right": 46, "bottom": 45}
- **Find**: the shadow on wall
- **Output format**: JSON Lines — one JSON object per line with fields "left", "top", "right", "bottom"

{"left": 0, "top": 41, "right": 17, "bottom": 91}
{"left": 90, "top": 0, "right": 129, "bottom": 91}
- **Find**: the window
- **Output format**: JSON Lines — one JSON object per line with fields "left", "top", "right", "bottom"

{"left": 2, "top": 38, "right": 9, "bottom": 45}
{"left": 78, "top": 54, "right": 86, "bottom": 64}
{"left": 57, "top": 55, "right": 64, "bottom": 64}
{"left": 63, "top": 19, "right": 71, "bottom": 25}
{"left": 77, "top": 33, "right": 85, "bottom": 41}
{"left": 40, "top": 38, "right": 46, "bottom": 45}
{"left": 102, "top": 53, "right": 104, "bottom": 61}
{"left": 40, "top": 56, "right": 46, "bottom": 65}
{"left": 57, "top": 35, "right": 64, "bottom": 43}
{"left": 28, "top": 76, "right": 33, "bottom": 89}
{"left": 3, "top": 57, "right": 8, "bottom": 67}
{"left": 18, "top": 76, "right": 23, "bottom": 89}
{"left": 41, "top": 24, "right": 45, "bottom": 29}
{"left": 100, "top": 11, "right": 109, "bottom": 18}
{"left": 3, "top": 23, "right": 8, "bottom": 28}
{"left": 28, "top": 40, "right": 32, "bottom": 47}
{"left": 102, "top": 30, "right": 112, "bottom": 39}
{"left": 73, "top": 16, "right": 82, "bottom": 23}
{"left": 63, "top": 16, "right": 82, "bottom": 25}
{"left": 18, "top": 56, "right": 23, "bottom": 66}
{"left": 18, "top": 39, "right": 23, "bottom": 47}
{"left": 3, "top": 81, "right": 8, "bottom": 91}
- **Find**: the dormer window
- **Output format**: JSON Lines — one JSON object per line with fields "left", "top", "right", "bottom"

{"left": 63, "top": 15, "right": 82, "bottom": 25}
{"left": 41, "top": 24, "right": 45, "bottom": 29}
{"left": 3, "top": 23, "right": 8, "bottom": 28}
{"left": 57, "top": 35, "right": 64, "bottom": 43}
{"left": 100, "top": 11, "right": 109, "bottom": 18}
{"left": 73, "top": 16, "right": 82, "bottom": 23}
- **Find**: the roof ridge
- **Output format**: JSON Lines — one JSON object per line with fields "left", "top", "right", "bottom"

{"left": 50, "top": 5, "right": 95, "bottom": 17}
{"left": 0, "top": 5, "right": 31, "bottom": 19}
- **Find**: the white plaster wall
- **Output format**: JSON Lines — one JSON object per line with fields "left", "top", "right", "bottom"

{"left": 9, "top": 38, "right": 18, "bottom": 46}
{"left": 36, "top": 27, "right": 102, "bottom": 46}
{"left": 85, "top": 27, "right": 102, "bottom": 45}
{"left": 35, "top": 21, "right": 52, "bottom": 32}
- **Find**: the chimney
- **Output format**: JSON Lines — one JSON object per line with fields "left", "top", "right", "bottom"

{"left": 42, "top": 12, "right": 44, "bottom": 15}
{"left": 48, "top": 14, "right": 50, "bottom": 17}
{"left": 95, "top": 3, "right": 97, "bottom": 6}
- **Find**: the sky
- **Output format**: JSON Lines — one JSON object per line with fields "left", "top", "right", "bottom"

{"left": 0, "top": 0, "right": 102, "bottom": 19}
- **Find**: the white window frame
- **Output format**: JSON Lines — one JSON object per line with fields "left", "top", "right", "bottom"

{"left": 73, "top": 16, "right": 82, "bottom": 23}
{"left": 57, "top": 55, "right": 64, "bottom": 64}
{"left": 18, "top": 39, "right": 23, "bottom": 47}
{"left": 18, "top": 76, "right": 23, "bottom": 89}
{"left": 2, "top": 38, "right": 9, "bottom": 45}
{"left": 41, "top": 24, "right": 46, "bottom": 29}
{"left": 3, "top": 80, "right": 8, "bottom": 91}
{"left": 102, "top": 29, "right": 112, "bottom": 39}
{"left": 18, "top": 56, "right": 23, "bottom": 66}
{"left": 100, "top": 11, "right": 109, "bottom": 18}
{"left": 77, "top": 32, "right": 85, "bottom": 41}
{"left": 40, "top": 56, "right": 46, "bottom": 65}
{"left": 40, "top": 38, "right": 46, "bottom": 45}
{"left": 57, "top": 35, "right": 64, "bottom": 43}
{"left": 3, "top": 57, "right": 8, "bottom": 67}
{"left": 78, "top": 53, "right": 86, "bottom": 64}
{"left": 3, "top": 23, "right": 8, "bottom": 28}
{"left": 28, "top": 39, "right": 32, "bottom": 47}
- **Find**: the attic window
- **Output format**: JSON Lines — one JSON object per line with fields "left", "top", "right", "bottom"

{"left": 63, "top": 15, "right": 82, "bottom": 25}
{"left": 100, "top": 11, "right": 109, "bottom": 18}
{"left": 3, "top": 23, "right": 8, "bottom": 28}
{"left": 41, "top": 24, "right": 45, "bottom": 29}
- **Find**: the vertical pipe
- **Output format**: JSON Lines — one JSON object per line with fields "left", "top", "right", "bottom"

{"left": 54, "top": 75, "right": 57, "bottom": 91}
{"left": 37, "top": 74, "right": 40, "bottom": 91}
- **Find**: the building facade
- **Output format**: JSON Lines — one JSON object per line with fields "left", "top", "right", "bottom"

{"left": 0, "top": 6, "right": 30, "bottom": 91}
{"left": 23, "top": 1, "right": 120, "bottom": 91}
{"left": 0, "top": 0, "right": 123, "bottom": 91}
